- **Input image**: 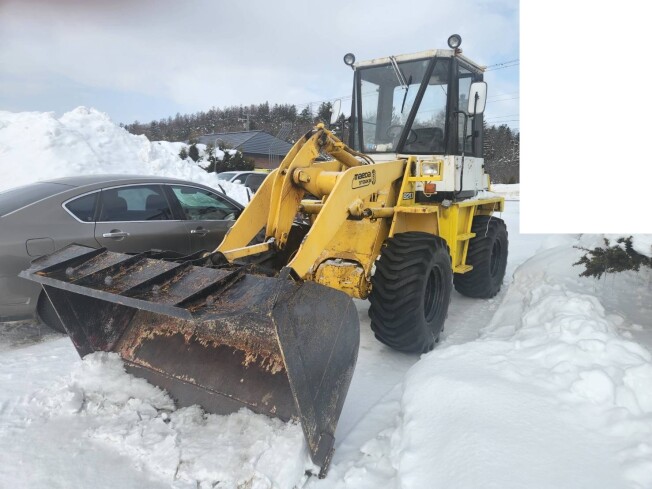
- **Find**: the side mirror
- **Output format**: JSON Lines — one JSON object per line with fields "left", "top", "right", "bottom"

{"left": 233, "top": 179, "right": 242, "bottom": 184}
{"left": 330, "top": 99, "right": 342, "bottom": 125}
{"left": 467, "top": 81, "right": 488, "bottom": 115}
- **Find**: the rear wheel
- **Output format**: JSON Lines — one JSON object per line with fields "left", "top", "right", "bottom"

{"left": 454, "top": 215, "right": 508, "bottom": 298}
{"left": 37, "top": 292, "right": 65, "bottom": 333}
{"left": 369, "top": 232, "right": 452, "bottom": 353}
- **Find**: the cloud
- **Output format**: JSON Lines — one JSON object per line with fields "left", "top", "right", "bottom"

{"left": 0, "top": 0, "right": 518, "bottom": 123}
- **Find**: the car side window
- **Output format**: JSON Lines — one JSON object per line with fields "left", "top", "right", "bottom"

{"left": 99, "top": 185, "right": 172, "bottom": 222}
{"left": 64, "top": 192, "right": 98, "bottom": 222}
{"left": 170, "top": 185, "right": 239, "bottom": 221}
{"left": 244, "top": 173, "right": 266, "bottom": 191}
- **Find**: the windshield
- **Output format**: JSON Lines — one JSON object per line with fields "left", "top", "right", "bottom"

{"left": 355, "top": 57, "right": 451, "bottom": 154}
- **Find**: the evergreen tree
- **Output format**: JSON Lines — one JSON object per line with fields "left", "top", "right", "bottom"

{"left": 316, "top": 102, "right": 333, "bottom": 124}
{"left": 188, "top": 143, "right": 200, "bottom": 162}
{"left": 122, "top": 102, "right": 518, "bottom": 176}
{"left": 202, "top": 144, "right": 217, "bottom": 173}
{"left": 574, "top": 237, "right": 652, "bottom": 278}
{"left": 212, "top": 142, "right": 254, "bottom": 173}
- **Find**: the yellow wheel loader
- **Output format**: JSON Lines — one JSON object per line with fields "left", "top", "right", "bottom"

{"left": 21, "top": 35, "right": 508, "bottom": 477}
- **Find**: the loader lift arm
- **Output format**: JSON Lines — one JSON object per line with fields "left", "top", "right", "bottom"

{"left": 217, "top": 124, "right": 406, "bottom": 280}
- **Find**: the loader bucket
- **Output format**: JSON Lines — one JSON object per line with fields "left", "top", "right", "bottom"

{"left": 20, "top": 244, "right": 359, "bottom": 476}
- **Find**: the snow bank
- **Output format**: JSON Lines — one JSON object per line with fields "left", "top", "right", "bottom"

{"left": 631, "top": 235, "right": 652, "bottom": 258}
{"left": 474, "top": 183, "right": 519, "bottom": 202}
{"left": 0, "top": 107, "right": 249, "bottom": 204}
{"left": 490, "top": 183, "right": 519, "bottom": 200}
{"left": 1, "top": 352, "right": 312, "bottom": 488}
{"left": 312, "top": 235, "right": 652, "bottom": 489}
{"left": 392, "top": 240, "right": 652, "bottom": 489}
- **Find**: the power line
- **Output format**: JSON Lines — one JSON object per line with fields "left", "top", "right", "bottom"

{"left": 487, "top": 91, "right": 519, "bottom": 100}
{"left": 486, "top": 113, "right": 519, "bottom": 119}
{"left": 485, "top": 62, "right": 519, "bottom": 72}
{"left": 485, "top": 58, "right": 519, "bottom": 69}
{"left": 487, "top": 96, "right": 519, "bottom": 104}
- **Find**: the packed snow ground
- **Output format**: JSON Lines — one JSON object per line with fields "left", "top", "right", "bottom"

{"left": 1, "top": 202, "right": 650, "bottom": 488}
{"left": 1, "top": 108, "right": 651, "bottom": 488}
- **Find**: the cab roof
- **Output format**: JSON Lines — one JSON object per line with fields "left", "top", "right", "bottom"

{"left": 354, "top": 49, "right": 485, "bottom": 73}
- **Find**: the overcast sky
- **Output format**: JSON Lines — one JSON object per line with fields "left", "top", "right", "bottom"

{"left": 0, "top": 0, "right": 519, "bottom": 128}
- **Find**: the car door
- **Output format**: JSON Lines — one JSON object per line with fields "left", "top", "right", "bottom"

{"left": 94, "top": 184, "right": 190, "bottom": 254}
{"left": 167, "top": 184, "right": 240, "bottom": 253}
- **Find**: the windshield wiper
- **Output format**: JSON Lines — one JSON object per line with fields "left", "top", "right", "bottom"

{"left": 389, "top": 56, "right": 411, "bottom": 114}
{"left": 401, "top": 75, "right": 412, "bottom": 114}
{"left": 389, "top": 55, "right": 408, "bottom": 87}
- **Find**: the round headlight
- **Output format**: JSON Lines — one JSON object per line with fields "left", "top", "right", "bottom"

{"left": 343, "top": 53, "right": 356, "bottom": 66}
{"left": 447, "top": 34, "right": 462, "bottom": 49}
{"left": 421, "top": 162, "right": 439, "bottom": 176}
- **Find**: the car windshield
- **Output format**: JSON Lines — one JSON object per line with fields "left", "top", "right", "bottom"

{"left": 217, "top": 172, "right": 237, "bottom": 181}
{"left": 0, "top": 182, "right": 72, "bottom": 217}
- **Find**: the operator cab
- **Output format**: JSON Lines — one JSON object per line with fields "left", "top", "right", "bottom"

{"left": 343, "top": 36, "right": 490, "bottom": 201}
{"left": 347, "top": 39, "right": 485, "bottom": 160}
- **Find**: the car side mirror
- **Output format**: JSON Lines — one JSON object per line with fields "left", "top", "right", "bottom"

{"left": 233, "top": 179, "right": 242, "bottom": 184}
{"left": 467, "top": 81, "right": 487, "bottom": 115}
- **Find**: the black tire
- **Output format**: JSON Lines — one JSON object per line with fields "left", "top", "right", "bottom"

{"left": 368, "top": 232, "right": 452, "bottom": 353}
{"left": 36, "top": 292, "right": 66, "bottom": 333}
{"left": 454, "top": 216, "right": 508, "bottom": 298}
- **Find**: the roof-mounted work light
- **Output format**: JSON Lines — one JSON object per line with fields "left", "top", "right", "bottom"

{"left": 447, "top": 34, "right": 462, "bottom": 49}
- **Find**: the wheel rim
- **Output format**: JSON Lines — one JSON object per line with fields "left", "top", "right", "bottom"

{"left": 490, "top": 239, "right": 502, "bottom": 277}
{"left": 424, "top": 266, "right": 445, "bottom": 322}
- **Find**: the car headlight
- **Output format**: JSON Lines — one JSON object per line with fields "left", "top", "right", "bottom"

{"left": 421, "top": 162, "right": 439, "bottom": 176}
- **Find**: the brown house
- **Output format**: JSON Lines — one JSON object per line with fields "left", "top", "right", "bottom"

{"left": 197, "top": 130, "right": 293, "bottom": 169}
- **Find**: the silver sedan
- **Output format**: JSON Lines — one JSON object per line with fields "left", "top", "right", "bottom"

{"left": 0, "top": 174, "right": 243, "bottom": 329}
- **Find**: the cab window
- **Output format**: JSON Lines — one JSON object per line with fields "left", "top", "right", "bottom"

{"left": 357, "top": 58, "right": 430, "bottom": 153}
{"left": 402, "top": 59, "right": 450, "bottom": 154}
{"left": 458, "top": 65, "right": 475, "bottom": 154}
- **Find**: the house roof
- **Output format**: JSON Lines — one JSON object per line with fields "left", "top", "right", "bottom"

{"left": 197, "top": 130, "right": 293, "bottom": 157}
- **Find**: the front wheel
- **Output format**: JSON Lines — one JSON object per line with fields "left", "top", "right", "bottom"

{"left": 368, "top": 232, "right": 452, "bottom": 353}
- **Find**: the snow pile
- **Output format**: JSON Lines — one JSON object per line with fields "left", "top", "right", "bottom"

{"left": 391, "top": 241, "right": 652, "bottom": 489}
{"left": 1, "top": 352, "right": 312, "bottom": 488}
{"left": 474, "top": 183, "right": 519, "bottom": 202}
{"left": 312, "top": 236, "right": 652, "bottom": 489}
{"left": 631, "top": 235, "right": 652, "bottom": 258}
{"left": 0, "top": 107, "right": 249, "bottom": 204}
{"left": 490, "top": 183, "right": 519, "bottom": 200}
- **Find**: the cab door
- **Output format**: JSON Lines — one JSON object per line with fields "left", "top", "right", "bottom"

{"left": 94, "top": 184, "right": 190, "bottom": 254}
{"left": 166, "top": 184, "right": 241, "bottom": 253}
